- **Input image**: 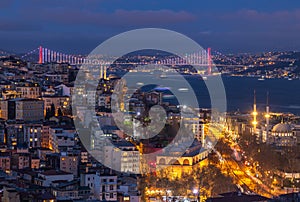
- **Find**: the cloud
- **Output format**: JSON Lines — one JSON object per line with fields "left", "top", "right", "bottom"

{"left": 112, "top": 9, "right": 196, "bottom": 25}
{"left": 0, "top": 21, "right": 42, "bottom": 32}
{"left": 219, "top": 9, "right": 300, "bottom": 29}
{"left": 22, "top": 8, "right": 196, "bottom": 27}
{"left": 198, "top": 31, "right": 212, "bottom": 35}
{"left": 0, "top": 0, "right": 13, "bottom": 9}
{"left": 1, "top": 2, "right": 300, "bottom": 53}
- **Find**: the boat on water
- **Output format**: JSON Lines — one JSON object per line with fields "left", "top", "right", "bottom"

{"left": 160, "top": 72, "right": 167, "bottom": 78}
{"left": 284, "top": 76, "right": 293, "bottom": 80}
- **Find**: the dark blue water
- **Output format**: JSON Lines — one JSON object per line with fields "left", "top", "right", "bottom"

{"left": 187, "top": 76, "right": 300, "bottom": 115}
{"left": 116, "top": 72, "right": 300, "bottom": 115}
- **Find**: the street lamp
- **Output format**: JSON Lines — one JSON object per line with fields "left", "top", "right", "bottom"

{"left": 165, "top": 189, "right": 171, "bottom": 202}
{"left": 193, "top": 188, "right": 199, "bottom": 202}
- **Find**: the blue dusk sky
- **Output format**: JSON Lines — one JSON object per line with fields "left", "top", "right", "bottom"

{"left": 0, "top": 0, "right": 300, "bottom": 54}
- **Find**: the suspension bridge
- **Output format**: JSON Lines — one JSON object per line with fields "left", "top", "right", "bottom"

{"left": 2, "top": 45, "right": 244, "bottom": 75}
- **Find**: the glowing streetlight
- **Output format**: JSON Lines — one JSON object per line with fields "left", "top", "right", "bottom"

{"left": 193, "top": 188, "right": 199, "bottom": 202}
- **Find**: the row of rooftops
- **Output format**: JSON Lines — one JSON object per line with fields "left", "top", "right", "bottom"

{"left": 2, "top": 115, "right": 75, "bottom": 126}
{"left": 0, "top": 79, "right": 74, "bottom": 89}
{"left": 0, "top": 97, "right": 42, "bottom": 102}
{"left": 206, "top": 191, "right": 300, "bottom": 202}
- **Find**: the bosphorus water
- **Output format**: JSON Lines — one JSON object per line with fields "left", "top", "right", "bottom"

{"left": 189, "top": 76, "right": 300, "bottom": 115}
{"left": 116, "top": 72, "right": 300, "bottom": 115}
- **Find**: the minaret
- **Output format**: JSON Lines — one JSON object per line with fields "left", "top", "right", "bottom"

{"left": 103, "top": 65, "right": 107, "bottom": 80}
{"left": 100, "top": 65, "right": 103, "bottom": 79}
{"left": 252, "top": 90, "right": 258, "bottom": 134}
{"left": 207, "top": 48, "right": 212, "bottom": 75}
{"left": 201, "top": 123, "right": 205, "bottom": 147}
{"left": 265, "top": 92, "right": 270, "bottom": 142}
{"left": 265, "top": 92, "right": 270, "bottom": 127}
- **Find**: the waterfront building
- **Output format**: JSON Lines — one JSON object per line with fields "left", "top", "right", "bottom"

{"left": 268, "top": 122, "right": 297, "bottom": 147}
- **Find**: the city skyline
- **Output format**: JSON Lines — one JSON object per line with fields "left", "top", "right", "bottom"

{"left": 1, "top": 1, "right": 300, "bottom": 202}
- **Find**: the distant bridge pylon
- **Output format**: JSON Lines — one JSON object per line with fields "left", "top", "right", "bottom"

{"left": 157, "top": 47, "right": 213, "bottom": 75}
{"left": 38, "top": 46, "right": 85, "bottom": 65}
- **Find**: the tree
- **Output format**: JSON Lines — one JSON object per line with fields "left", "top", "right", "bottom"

{"left": 66, "top": 104, "right": 73, "bottom": 116}
{"left": 215, "top": 138, "right": 232, "bottom": 156}
{"left": 57, "top": 107, "right": 63, "bottom": 116}
{"left": 50, "top": 103, "right": 56, "bottom": 117}
{"left": 45, "top": 108, "right": 51, "bottom": 120}
{"left": 191, "top": 165, "right": 235, "bottom": 199}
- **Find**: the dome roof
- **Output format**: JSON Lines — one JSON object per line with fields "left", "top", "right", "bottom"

{"left": 272, "top": 123, "right": 292, "bottom": 133}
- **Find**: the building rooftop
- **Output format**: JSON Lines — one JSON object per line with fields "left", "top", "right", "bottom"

{"left": 9, "top": 98, "right": 42, "bottom": 102}
{"left": 40, "top": 170, "right": 72, "bottom": 176}
{"left": 207, "top": 192, "right": 270, "bottom": 202}
{"left": 272, "top": 122, "right": 292, "bottom": 133}
{"left": 112, "top": 140, "right": 135, "bottom": 148}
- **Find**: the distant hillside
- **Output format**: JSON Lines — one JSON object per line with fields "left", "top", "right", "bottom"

{"left": 278, "top": 52, "right": 300, "bottom": 60}
{"left": 0, "top": 49, "right": 16, "bottom": 57}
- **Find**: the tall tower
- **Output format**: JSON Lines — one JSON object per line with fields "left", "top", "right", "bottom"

{"left": 39, "top": 46, "right": 43, "bottom": 64}
{"left": 265, "top": 92, "right": 270, "bottom": 142}
{"left": 100, "top": 65, "right": 103, "bottom": 79}
{"left": 103, "top": 65, "right": 107, "bottom": 80}
{"left": 207, "top": 48, "right": 212, "bottom": 75}
{"left": 265, "top": 92, "right": 270, "bottom": 126}
{"left": 201, "top": 123, "right": 205, "bottom": 147}
{"left": 252, "top": 90, "right": 258, "bottom": 134}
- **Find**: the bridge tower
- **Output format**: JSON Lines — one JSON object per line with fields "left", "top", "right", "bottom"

{"left": 39, "top": 46, "right": 43, "bottom": 64}
{"left": 207, "top": 47, "right": 212, "bottom": 75}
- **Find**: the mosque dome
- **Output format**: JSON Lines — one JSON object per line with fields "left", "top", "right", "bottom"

{"left": 272, "top": 123, "right": 292, "bottom": 133}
